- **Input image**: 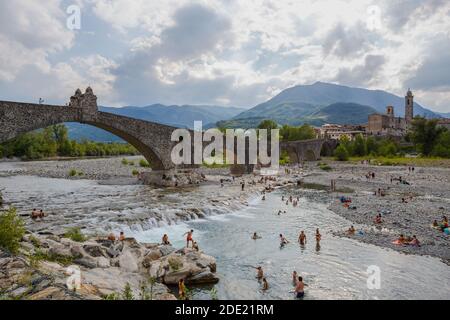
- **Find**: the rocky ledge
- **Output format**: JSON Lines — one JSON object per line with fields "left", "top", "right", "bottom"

{"left": 0, "top": 233, "right": 218, "bottom": 300}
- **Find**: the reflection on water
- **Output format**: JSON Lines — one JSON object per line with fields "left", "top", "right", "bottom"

{"left": 0, "top": 168, "right": 449, "bottom": 300}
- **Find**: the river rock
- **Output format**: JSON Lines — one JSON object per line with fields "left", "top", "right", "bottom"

{"left": 142, "top": 249, "right": 162, "bottom": 268}
{"left": 83, "top": 244, "right": 106, "bottom": 258}
{"left": 106, "top": 247, "right": 120, "bottom": 258}
{"left": 96, "top": 257, "right": 111, "bottom": 268}
{"left": 159, "top": 245, "right": 176, "bottom": 256}
{"left": 74, "top": 257, "right": 97, "bottom": 269}
{"left": 119, "top": 249, "right": 139, "bottom": 273}
{"left": 186, "top": 270, "right": 219, "bottom": 285}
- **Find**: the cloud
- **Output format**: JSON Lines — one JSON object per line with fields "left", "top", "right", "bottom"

{"left": 334, "top": 54, "right": 386, "bottom": 86}
{"left": 322, "top": 22, "right": 375, "bottom": 58}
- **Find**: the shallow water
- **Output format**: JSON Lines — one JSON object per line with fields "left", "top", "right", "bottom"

{"left": 0, "top": 164, "right": 449, "bottom": 300}
{"left": 134, "top": 191, "right": 450, "bottom": 300}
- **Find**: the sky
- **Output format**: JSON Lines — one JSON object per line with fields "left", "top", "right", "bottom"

{"left": 0, "top": 0, "right": 449, "bottom": 113}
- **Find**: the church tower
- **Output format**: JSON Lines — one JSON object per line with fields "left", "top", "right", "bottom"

{"left": 405, "top": 89, "right": 414, "bottom": 126}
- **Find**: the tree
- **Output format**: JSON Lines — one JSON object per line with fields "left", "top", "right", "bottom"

{"left": 432, "top": 129, "right": 450, "bottom": 158}
{"left": 353, "top": 134, "right": 367, "bottom": 156}
{"left": 411, "top": 117, "right": 444, "bottom": 156}
{"left": 334, "top": 144, "right": 349, "bottom": 161}
{"left": 257, "top": 120, "right": 278, "bottom": 130}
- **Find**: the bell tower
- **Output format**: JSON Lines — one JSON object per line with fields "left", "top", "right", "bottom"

{"left": 405, "top": 89, "right": 414, "bottom": 126}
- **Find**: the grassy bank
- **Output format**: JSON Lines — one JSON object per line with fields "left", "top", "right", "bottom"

{"left": 342, "top": 156, "right": 450, "bottom": 168}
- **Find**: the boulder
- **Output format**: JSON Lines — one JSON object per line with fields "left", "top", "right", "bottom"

{"left": 142, "top": 250, "right": 162, "bottom": 268}
{"left": 74, "top": 257, "right": 97, "bottom": 269}
{"left": 106, "top": 247, "right": 120, "bottom": 258}
{"left": 186, "top": 270, "right": 219, "bottom": 285}
{"left": 83, "top": 244, "right": 106, "bottom": 258}
{"left": 96, "top": 257, "right": 111, "bottom": 268}
{"left": 159, "top": 245, "right": 176, "bottom": 256}
{"left": 119, "top": 249, "right": 139, "bottom": 273}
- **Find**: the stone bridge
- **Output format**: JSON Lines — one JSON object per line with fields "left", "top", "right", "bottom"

{"left": 0, "top": 88, "right": 326, "bottom": 181}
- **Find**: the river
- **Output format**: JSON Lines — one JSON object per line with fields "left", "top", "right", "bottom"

{"left": 1, "top": 165, "right": 449, "bottom": 300}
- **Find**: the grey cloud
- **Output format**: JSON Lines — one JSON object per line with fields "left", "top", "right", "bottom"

{"left": 406, "top": 37, "right": 450, "bottom": 91}
{"left": 334, "top": 54, "right": 386, "bottom": 86}
{"left": 159, "top": 4, "right": 232, "bottom": 60}
{"left": 382, "top": 0, "right": 448, "bottom": 32}
{"left": 322, "top": 22, "right": 374, "bottom": 58}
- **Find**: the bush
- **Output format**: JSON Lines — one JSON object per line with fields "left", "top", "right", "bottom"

{"left": 139, "top": 159, "right": 150, "bottom": 168}
{"left": 64, "top": 227, "right": 87, "bottom": 242}
{"left": 69, "top": 169, "right": 77, "bottom": 177}
{"left": 121, "top": 158, "right": 129, "bottom": 165}
{"left": 0, "top": 208, "right": 25, "bottom": 254}
{"left": 318, "top": 163, "right": 332, "bottom": 171}
{"left": 132, "top": 169, "right": 139, "bottom": 176}
{"left": 168, "top": 256, "right": 183, "bottom": 271}
{"left": 334, "top": 145, "right": 349, "bottom": 161}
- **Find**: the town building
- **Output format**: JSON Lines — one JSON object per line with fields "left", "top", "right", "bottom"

{"left": 367, "top": 89, "right": 414, "bottom": 137}
{"left": 437, "top": 119, "right": 450, "bottom": 130}
{"left": 319, "top": 123, "right": 365, "bottom": 141}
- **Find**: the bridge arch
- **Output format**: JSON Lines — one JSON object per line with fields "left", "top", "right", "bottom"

{"left": 0, "top": 89, "right": 177, "bottom": 170}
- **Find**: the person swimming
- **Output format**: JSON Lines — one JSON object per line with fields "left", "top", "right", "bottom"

{"left": 409, "top": 235, "right": 420, "bottom": 246}
{"left": 252, "top": 232, "right": 261, "bottom": 240}
{"left": 397, "top": 234, "right": 405, "bottom": 244}
{"left": 280, "top": 234, "right": 289, "bottom": 245}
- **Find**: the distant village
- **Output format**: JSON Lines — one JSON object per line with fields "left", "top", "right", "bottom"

{"left": 318, "top": 89, "right": 450, "bottom": 141}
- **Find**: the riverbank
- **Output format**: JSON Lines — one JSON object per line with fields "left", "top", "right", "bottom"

{"left": 0, "top": 232, "right": 218, "bottom": 300}
{"left": 299, "top": 161, "right": 450, "bottom": 265}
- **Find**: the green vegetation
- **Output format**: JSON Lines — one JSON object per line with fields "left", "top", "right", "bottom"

{"left": 69, "top": 169, "right": 78, "bottom": 177}
{"left": 0, "top": 124, "right": 138, "bottom": 160}
{"left": 0, "top": 208, "right": 25, "bottom": 254}
{"left": 168, "top": 256, "right": 183, "bottom": 271}
{"left": 30, "top": 249, "right": 73, "bottom": 266}
{"left": 139, "top": 159, "right": 150, "bottom": 168}
{"left": 334, "top": 144, "right": 349, "bottom": 161}
{"left": 280, "top": 124, "right": 316, "bottom": 142}
{"left": 64, "top": 227, "right": 87, "bottom": 242}
{"left": 132, "top": 169, "right": 139, "bottom": 176}
{"left": 121, "top": 158, "right": 129, "bottom": 165}
{"left": 318, "top": 162, "right": 332, "bottom": 171}
{"left": 410, "top": 117, "right": 449, "bottom": 157}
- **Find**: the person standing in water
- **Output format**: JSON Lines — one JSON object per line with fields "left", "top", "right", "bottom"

{"left": 295, "top": 276, "right": 306, "bottom": 299}
{"left": 255, "top": 266, "right": 264, "bottom": 279}
{"left": 292, "top": 271, "right": 298, "bottom": 285}
{"left": 315, "top": 229, "right": 321, "bottom": 244}
{"left": 183, "top": 229, "right": 194, "bottom": 248}
{"left": 262, "top": 278, "right": 269, "bottom": 291}
{"left": 298, "top": 231, "right": 307, "bottom": 245}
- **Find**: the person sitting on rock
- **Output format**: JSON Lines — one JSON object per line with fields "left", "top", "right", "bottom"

{"left": 162, "top": 234, "right": 171, "bottom": 245}
{"left": 107, "top": 233, "right": 116, "bottom": 241}
{"left": 347, "top": 226, "right": 356, "bottom": 235}
{"left": 409, "top": 235, "right": 420, "bottom": 247}
{"left": 119, "top": 232, "right": 125, "bottom": 241}
{"left": 374, "top": 214, "right": 382, "bottom": 224}
{"left": 192, "top": 241, "right": 199, "bottom": 251}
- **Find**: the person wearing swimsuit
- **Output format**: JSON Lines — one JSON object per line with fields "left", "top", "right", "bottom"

{"left": 298, "top": 231, "right": 306, "bottom": 245}
{"left": 183, "top": 230, "right": 194, "bottom": 248}
{"left": 295, "top": 276, "right": 306, "bottom": 299}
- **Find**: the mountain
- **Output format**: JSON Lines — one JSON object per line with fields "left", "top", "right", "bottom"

{"left": 227, "top": 82, "right": 440, "bottom": 127}
{"left": 439, "top": 112, "right": 450, "bottom": 118}
{"left": 67, "top": 104, "right": 245, "bottom": 141}
{"left": 307, "top": 103, "right": 377, "bottom": 125}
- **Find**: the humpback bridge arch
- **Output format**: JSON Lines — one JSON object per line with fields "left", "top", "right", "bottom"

{"left": 0, "top": 87, "right": 326, "bottom": 178}
{"left": 0, "top": 88, "right": 178, "bottom": 171}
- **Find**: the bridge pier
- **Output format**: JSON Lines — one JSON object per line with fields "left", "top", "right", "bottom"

{"left": 140, "top": 169, "right": 206, "bottom": 187}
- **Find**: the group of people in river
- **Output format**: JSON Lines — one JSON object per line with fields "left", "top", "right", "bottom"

{"left": 30, "top": 208, "right": 46, "bottom": 220}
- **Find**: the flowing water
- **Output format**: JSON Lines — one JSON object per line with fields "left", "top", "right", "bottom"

{"left": 1, "top": 164, "right": 449, "bottom": 300}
